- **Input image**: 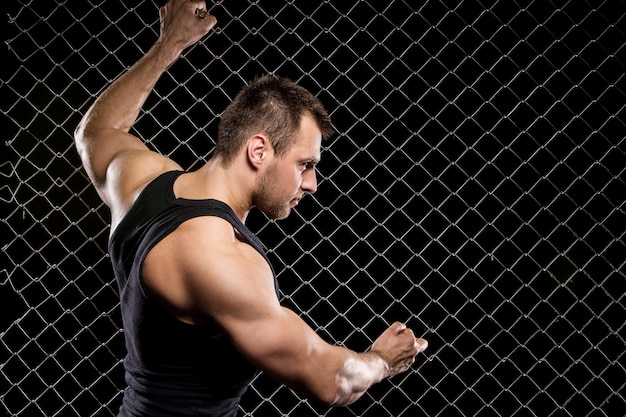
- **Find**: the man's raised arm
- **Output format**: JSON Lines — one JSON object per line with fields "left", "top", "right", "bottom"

{"left": 73, "top": 0, "right": 216, "bottom": 206}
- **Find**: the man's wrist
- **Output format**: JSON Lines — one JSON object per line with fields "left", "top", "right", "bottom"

{"left": 363, "top": 350, "right": 391, "bottom": 381}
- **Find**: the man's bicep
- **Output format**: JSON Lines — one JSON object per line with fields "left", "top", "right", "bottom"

{"left": 175, "top": 223, "right": 348, "bottom": 402}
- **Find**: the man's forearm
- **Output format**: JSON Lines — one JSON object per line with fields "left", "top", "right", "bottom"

{"left": 78, "top": 2, "right": 216, "bottom": 135}
{"left": 80, "top": 41, "right": 182, "bottom": 134}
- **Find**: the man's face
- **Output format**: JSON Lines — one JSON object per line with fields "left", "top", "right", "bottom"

{"left": 253, "top": 115, "right": 322, "bottom": 220}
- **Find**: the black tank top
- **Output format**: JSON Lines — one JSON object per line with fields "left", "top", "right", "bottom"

{"left": 108, "top": 170, "right": 276, "bottom": 417}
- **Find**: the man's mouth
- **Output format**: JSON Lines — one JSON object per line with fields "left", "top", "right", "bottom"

{"left": 291, "top": 194, "right": 305, "bottom": 206}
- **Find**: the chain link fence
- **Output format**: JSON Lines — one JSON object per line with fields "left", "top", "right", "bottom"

{"left": 2, "top": 1, "right": 624, "bottom": 416}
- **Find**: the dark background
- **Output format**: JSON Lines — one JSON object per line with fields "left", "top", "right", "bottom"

{"left": 1, "top": 1, "right": 624, "bottom": 416}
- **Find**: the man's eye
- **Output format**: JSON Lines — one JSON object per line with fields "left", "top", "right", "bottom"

{"left": 300, "top": 160, "right": 318, "bottom": 172}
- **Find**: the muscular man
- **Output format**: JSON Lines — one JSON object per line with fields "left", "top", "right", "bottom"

{"left": 74, "top": 1, "right": 428, "bottom": 416}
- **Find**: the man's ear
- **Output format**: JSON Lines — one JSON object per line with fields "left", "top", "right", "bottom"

{"left": 247, "top": 134, "right": 271, "bottom": 169}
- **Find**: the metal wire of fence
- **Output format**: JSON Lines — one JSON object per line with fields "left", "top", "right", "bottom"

{"left": 1, "top": 1, "right": 624, "bottom": 416}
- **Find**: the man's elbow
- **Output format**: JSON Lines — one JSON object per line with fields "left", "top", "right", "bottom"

{"left": 74, "top": 104, "right": 104, "bottom": 150}
{"left": 73, "top": 113, "right": 91, "bottom": 152}
{"left": 73, "top": 121, "right": 91, "bottom": 166}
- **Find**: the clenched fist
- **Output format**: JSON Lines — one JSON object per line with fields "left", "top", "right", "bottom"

{"left": 371, "top": 322, "right": 428, "bottom": 378}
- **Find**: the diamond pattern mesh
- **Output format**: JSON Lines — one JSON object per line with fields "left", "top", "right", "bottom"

{"left": 1, "top": 1, "right": 624, "bottom": 416}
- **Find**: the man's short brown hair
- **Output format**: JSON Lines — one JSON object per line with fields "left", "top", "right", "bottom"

{"left": 215, "top": 75, "right": 333, "bottom": 166}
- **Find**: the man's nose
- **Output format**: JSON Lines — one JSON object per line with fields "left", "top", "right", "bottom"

{"left": 302, "top": 169, "right": 317, "bottom": 193}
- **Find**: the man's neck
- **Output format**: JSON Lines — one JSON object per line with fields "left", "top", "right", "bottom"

{"left": 185, "top": 158, "right": 254, "bottom": 222}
